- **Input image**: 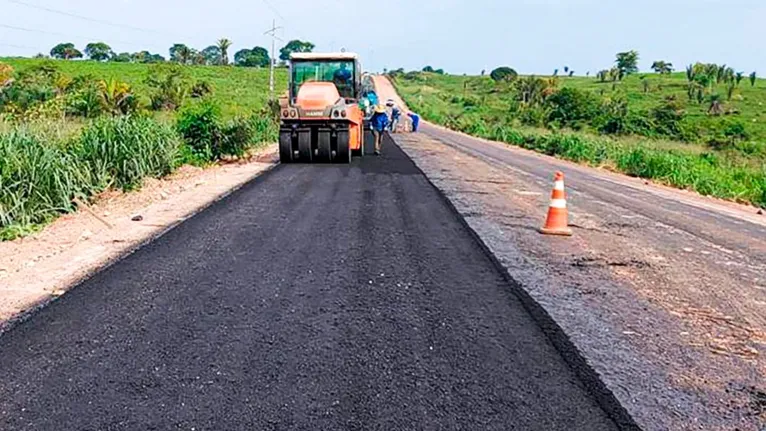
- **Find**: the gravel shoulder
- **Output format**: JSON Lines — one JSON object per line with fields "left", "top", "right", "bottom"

{"left": 0, "top": 146, "right": 278, "bottom": 333}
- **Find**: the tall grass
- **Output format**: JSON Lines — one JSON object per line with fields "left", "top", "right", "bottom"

{"left": 77, "top": 116, "right": 181, "bottom": 190}
{"left": 0, "top": 116, "right": 180, "bottom": 239}
{"left": 442, "top": 115, "right": 766, "bottom": 208}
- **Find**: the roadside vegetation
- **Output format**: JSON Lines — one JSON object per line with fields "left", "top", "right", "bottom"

{"left": 0, "top": 50, "right": 292, "bottom": 240}
{"left": 389, "top": 52, "right": 766, "bottom": 209}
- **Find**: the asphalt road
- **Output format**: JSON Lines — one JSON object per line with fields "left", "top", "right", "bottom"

{"left": 0, "top": 137, "right": 618, "bottom": 430}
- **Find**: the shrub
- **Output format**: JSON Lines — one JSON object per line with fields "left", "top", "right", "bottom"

{"left": 221, "top": 117, "right": 253, "bottom": 157}
{"left": 97, "top": 78, "right": 139, "bottom": 116}
{"left": 544, "top": 87, "right": 600, "bottom": 129}
{"left": 145, "top": 63, "right": 191, "bottom": 110}
{"left": 176, "top": 100, "right": 224, "bottom": 160}
{"left": 650, "top": 96, "right": 686, "bottom": 138}
{"left": 65, "top": 82, "right": 102, "bottom": 118}
{"left": 490, "top": 67, "right": 518, "bottom": 83}
{"left": 191, "top": 80, "right": 213, "bottom": 98}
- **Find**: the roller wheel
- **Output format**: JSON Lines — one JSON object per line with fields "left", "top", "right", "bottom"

{"left": 317, "top": 130, "right": 332, "bottom": 163}
{"left": 335, "top": 130, "right": 351, "bottom": 164}
{"left": 279, "top": 131, "right": 293, "bottom": 163}
{"left": 297, "top": 130, "right": 312, "bottom": 162}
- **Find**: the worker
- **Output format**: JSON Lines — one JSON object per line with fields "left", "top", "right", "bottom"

{"left": 387, "top": 100, "right": 402, "bottom": 133}
{"left": 333, "top": 63, "right": 353, "bottom": 97}
{"left": 410, "top": 112, "right": 420, "bottom": 132}
{"left": 370, "top": 104, "right": 389, "bottom": 156}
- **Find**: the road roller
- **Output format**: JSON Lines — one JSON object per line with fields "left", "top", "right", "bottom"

{"left": 279, "top": 52, "right": 373, "bottom": 163}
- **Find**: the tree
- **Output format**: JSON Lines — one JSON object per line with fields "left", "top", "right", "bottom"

{"left": 735, "top": 72, "right": 744, "bottom": 85}
{"left": 564, "top": 66, "right": 569, "bottom": 74}
{"left": 133, "top": 51, "right": 165, "bottom": 64}
{"left": 422, "top": 65, "right": 435, "bottom": 72}
{"left": 750, "top": 72, "right": 757, "bottom": 87}
{"left": 201, "top": 45, "right": 222, "bottom": 65}
{"left": 489, "top": 67, "right": 518, "bottom": 83}
{"left": 169, "top": 44, "right": 192, "bottom": 64}
{"left": 50, "top": 42, "right": 83, "bottom": 60}
{"left": 217, "top": 38, "right": 232, "bottom": 65}
{"left": 615, "top": 50, "right": 639, "bottom": 76}
{"left": 234, "top": 46, "right": 270, "bottom": 67}
{"left": 651, "top": 61, "right": 673, "bottom": 74}
{"left": 84, "top": 42, "right": 113, "bottom": 61}
{"left": 190, "top": 49, "right": 206, "bottom": 65}
{"left": 685, "top": 64, "right": 695, "bottom": 82}
{"left": 112, "top": 52, "right": 133, "bottom": 63}
{"left": 279, "top": 40, "right": 314, "bottom": 61}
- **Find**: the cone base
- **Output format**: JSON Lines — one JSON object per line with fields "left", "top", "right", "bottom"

{"left": 539, "top": 227, "right": 573, "bottom": 236}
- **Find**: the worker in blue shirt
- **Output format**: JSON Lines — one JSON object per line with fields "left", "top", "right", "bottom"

{"left": 333, "top": 63, "right": 353, "bottom": 97}
{"left": 370, "top": 104, "right": 389, "bottom": 156}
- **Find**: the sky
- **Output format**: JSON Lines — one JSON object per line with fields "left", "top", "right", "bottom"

{"left": 1, "top": 0, "right": 765, "bottom": 75}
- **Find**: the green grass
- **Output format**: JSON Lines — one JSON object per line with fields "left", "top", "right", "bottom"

{"left": 1, "top": 58, "right": 289, "bottom": 118}
{"left": 0, "top": 58, "right": 289, "bottom": 239}
{"left": 393, "top": 72, "right": 766, "bottom": 208}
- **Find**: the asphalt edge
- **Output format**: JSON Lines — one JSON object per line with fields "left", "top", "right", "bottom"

{"left": 389, "top": 134, "right": 642, "bottom": 430}
{"left": 0, "top": 162, "right": 282, "bottom": 339}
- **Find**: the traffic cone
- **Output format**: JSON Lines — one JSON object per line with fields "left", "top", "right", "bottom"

{"left": 540, "top": 171, "right": 573, "bottom": 236}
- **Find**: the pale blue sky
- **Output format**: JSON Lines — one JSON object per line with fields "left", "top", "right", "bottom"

{"left": 1, "top": 0, "right": 765, "bottom": 75}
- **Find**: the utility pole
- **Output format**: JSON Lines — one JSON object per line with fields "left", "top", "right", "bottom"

{"left": 264, "top": 19, "right": 283, "bottom": 101}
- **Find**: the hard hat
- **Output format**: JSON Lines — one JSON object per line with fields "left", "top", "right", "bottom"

{"left": 374, "top": 104, "right": 387, "bottom": 113}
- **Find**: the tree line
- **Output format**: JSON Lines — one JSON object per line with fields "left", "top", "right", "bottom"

{"left": 42, "top": 39, "right": 316, "bottom": 68}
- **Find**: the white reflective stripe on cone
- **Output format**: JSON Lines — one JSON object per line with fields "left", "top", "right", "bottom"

{"left": 554, "top": 181, "right": 565, "bottom": 191}
{"left": 549, "top": 199, "right": 567, "bottom": 209}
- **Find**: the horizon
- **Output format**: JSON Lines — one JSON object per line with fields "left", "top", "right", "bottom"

{"left": 1, "top": 0, "right": 764, "bottom": 75}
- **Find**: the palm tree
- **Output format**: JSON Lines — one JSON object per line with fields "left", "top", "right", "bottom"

{"left": 651, "top": 61, "right": 673, "bottom": 74}
{"left": 217, "top": 38, "right": 232, "bottom": 66}
{"left": 178, "top": 45, "right": 192, "bottom": 65}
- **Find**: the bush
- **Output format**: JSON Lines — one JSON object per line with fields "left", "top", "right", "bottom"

{"left": 650, "top": 96, "right": 685, "bottom": 138}
{"left": 65, "top": 80, "right": 103, "bottom": 118}
{"left": 707, "top": 121, "right": 751, "bottom": 150}
{"left": 76, "top": 116, "right": 181, "bottom": 190}
{"left": 191, "top": 80, "right": 213, "bottom": 98}
{"left": 544, "top": 87, "right": 600, "bottom": 129}
{"left": 490, "top": 67, "right": 518, "bottom": 83}
{"left": 146, "top": 63, "right": 191, "bottom": 110}
{"left": 176, "top": 100, "right": 224, "bottom": 160}
{"left": 221, "top": 117, "right": 253, "bottom": 157}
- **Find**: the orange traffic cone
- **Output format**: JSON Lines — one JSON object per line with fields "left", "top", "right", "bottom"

{"left": 540, "top": 171, "right": 573, "bottom": 236}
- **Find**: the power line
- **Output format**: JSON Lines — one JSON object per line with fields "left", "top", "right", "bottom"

{"left": 261, "top": 0, "right": 285, "bottom": 21}
{"left": 3, "top": 0, "right": 177, "bottom": 37}
{"left": 0, "top": 42, "right": 37, "bottom": 50}
{"left": 0, "top": 23, "right": 157, "bottom": 48}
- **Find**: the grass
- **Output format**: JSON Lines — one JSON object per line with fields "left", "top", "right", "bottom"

{"left": 0, "top": 58, "right": 288, "bottom": 239}
{"left": 393, "top": 72, "right": 766, "bottom": 208}
{"left": 1, "top": 58, "right": 289, "bottom": 118}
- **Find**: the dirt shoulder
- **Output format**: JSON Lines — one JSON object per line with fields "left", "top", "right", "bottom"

{"left": 0, "top": 146, "right": 278, "bottom": 333}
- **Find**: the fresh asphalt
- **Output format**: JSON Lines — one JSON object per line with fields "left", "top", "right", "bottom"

{"left": 0, "top": 137, "right": 619, "bottom": 430}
